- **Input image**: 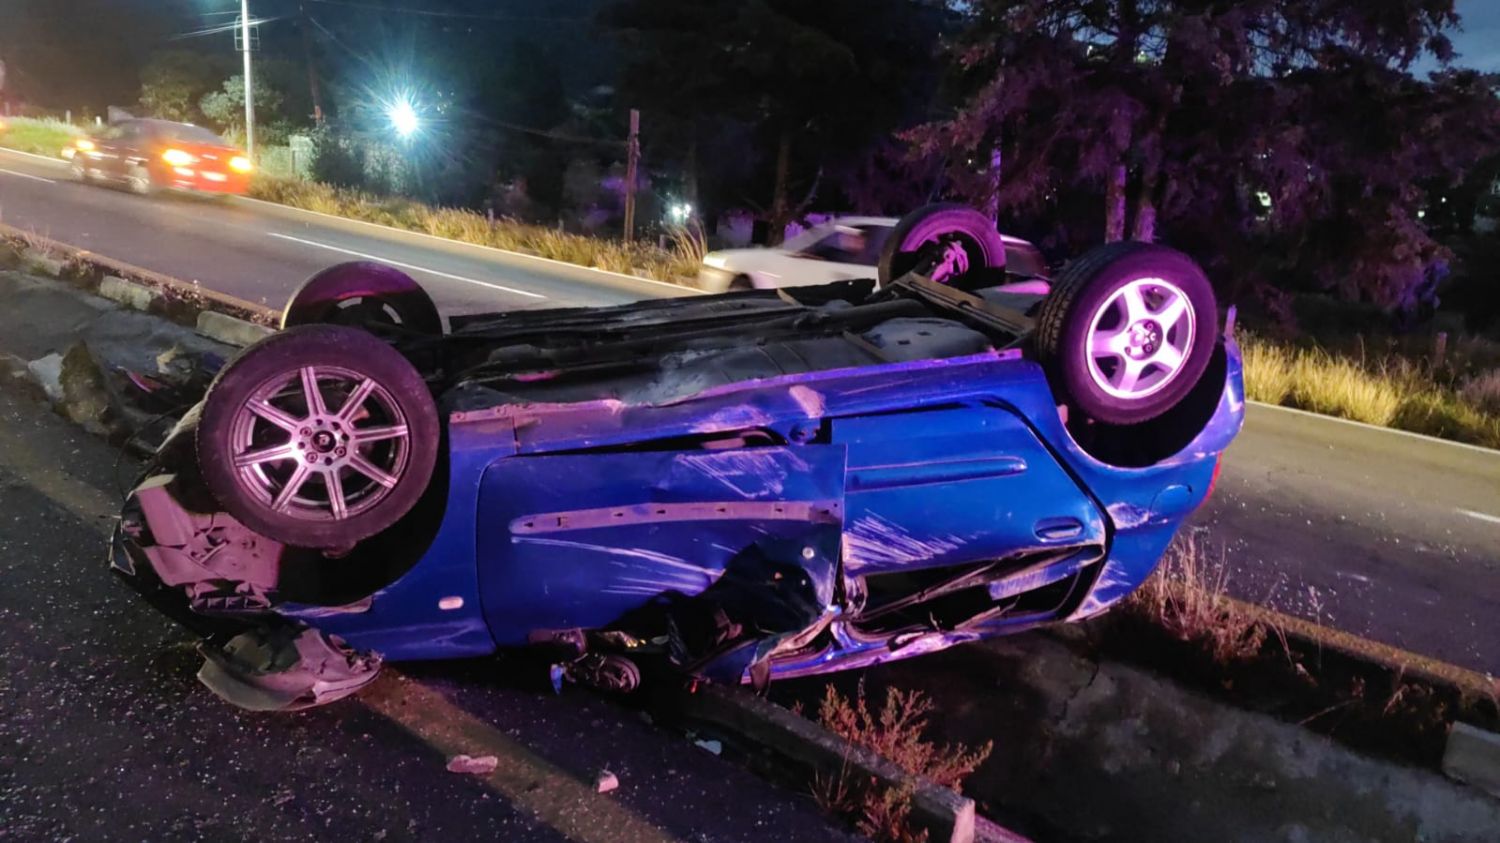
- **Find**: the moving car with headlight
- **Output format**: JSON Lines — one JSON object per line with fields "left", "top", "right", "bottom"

{"left": 65, "top": 118, "right": 253, "bottom": 196}
{"left": 112, "top": 204, "right": 1242, "bottom": 711}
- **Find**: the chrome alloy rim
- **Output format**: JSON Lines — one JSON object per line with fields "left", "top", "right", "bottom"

{"left": 228, "top": 365, "right": 410, "bottom": 522}
{"left": 1084, "top": 277, "right": 1196, "bottom": 400}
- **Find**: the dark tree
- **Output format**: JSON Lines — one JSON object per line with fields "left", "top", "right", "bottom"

{"left": 909, "top": 0, "right": 1500, "bottom": 314}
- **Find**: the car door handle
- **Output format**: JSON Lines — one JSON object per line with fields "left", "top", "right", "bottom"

{"left": 1033, "top": 517, "right": 1084, "bottom": 541}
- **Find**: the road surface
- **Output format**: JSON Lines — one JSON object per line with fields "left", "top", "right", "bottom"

{"left": 3, "top": 145, "right": 1497, "bottom": 675}
{"left": 0, "top": 382, "right": 851, "bottom": 843}
{"left": 0, "top": 147, "right": 692, "bottom": 316}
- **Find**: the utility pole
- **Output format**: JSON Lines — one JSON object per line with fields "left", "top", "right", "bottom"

{"left": 623, "top": 108, "right": 640, "bottom": 241}
{"left": 241, "top": 0, "right": 255, "bottom": 156}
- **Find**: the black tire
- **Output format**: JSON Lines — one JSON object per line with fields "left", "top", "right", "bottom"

{"left": 127, "top": 164, "right": 157, "bottom": 196}
{"left": 1035, "top": 243, "right": 1217, "bottom": 426}
{"left": 195, "top": 325, "right": 440, "bottom": 549}
{"left": 877, "top": 203, "right": 1007, "bottom": 288}
{"left": 281, "top": 261, "right": 444, "bottom": 335}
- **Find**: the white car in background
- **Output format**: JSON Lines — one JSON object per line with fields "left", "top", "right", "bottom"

{"left": 698, "top": 216, "right": 1050, "bottom": 292}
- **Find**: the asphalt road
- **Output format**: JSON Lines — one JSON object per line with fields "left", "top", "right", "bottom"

{"left": 0, "top": 382, "right": 852, "bottom": 843}
{"left": 3, "top": 145, "right": 1497, "bottom": 676}
{"left": 1200, "top": 405, "right": 1500, "bottom": 674}
{"left": 0, "top": 148, "right": 692, "bottom": 316}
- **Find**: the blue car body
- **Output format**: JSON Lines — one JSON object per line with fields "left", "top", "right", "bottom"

{"left": 114, "top": 277, "right": 1243, "bottom": 705}
{"left": 279, "top": 340, "right": 1244, "bottom": 683}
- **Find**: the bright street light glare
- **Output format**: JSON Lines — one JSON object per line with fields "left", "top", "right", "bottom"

{"left": 388, "top": 99, "right": 420, "bottom": 139}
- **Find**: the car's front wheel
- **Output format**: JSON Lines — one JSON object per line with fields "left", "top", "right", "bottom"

{"left": 195, "top": 325, "right": 440, "bottom": 549}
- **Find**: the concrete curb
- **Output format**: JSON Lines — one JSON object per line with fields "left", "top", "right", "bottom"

{"left": 197, "top": 310, "right": 274, "bottom": 347}
{"left": 1226, "top": 596, "right": 1498, "bottom": 701}
{"left": 1444, "top": 722, "right": 1500, "bottom": 799}
{"left": 0, "top": 222, "right": 276, "bottom": 337}
{"left": 675, "top": 683, "right": 984, "bottom": 843}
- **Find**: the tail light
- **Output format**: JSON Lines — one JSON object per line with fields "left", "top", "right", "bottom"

{"left": 229, "top": 155, "right": 253, "bottom": 173}
{"left": 161, "top": 148, "right": 197, "bottom": 167}
{"left": 1204, "top": 455, "right": 1224, "bottom": 501}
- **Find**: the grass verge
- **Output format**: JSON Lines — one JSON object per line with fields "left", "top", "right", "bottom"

{"left": 1240, "top": 333, "right": 1500, "bottom": 448}
{"left": 1107, "top": 535, "right": 1499, "bottom": 768}
{"left": 248, "top": 177, "right": 701, "bottom": 286}
{"left": 0, "top": 116, "right": 82, "bottom": 157}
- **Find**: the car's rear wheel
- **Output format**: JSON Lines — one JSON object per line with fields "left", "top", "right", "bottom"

{"left": 127, "top": 164, "right": 156, "bottom": 196}
{"left": 195, "top": 325, "right": 440, "bottom": 549}
{"left": 877, "top": 204, "right": 1007, "bottom": 288}
{"left": 282, "top": 261, "right": 444, "bottom": 335}
{"left": 1034, "top": 242, "right": 1217, "bottom": 425}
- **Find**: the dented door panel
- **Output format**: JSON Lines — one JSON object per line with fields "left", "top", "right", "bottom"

{"left": 476, "top": 446, "right": 847, "bottom": 646}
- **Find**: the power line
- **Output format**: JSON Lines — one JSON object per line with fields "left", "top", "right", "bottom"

{"left": 303, "top": 0, "right": 587, "bottom": 25}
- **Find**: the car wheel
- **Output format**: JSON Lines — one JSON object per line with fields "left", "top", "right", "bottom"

{"left": 127, "top": 164, "right": 156, "bottom": 196}
{"left": 1034, "top": 242, "right": 1218, "bottom": 425}
{"left": 877, "top": 203, "right": 1007, "bottom": 288}
{"left": 195, "top": 325, "right": 441, "bottom": 549}
{"left": 70, "top": 157, "right": 90, "bottom": 183}
{"left": 282, "top": 261, "right": 444, "bottom": 335}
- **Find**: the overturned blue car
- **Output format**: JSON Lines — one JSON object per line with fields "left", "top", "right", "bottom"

{"left": 112, "top": 205, "right": 1243, "bottom": 710}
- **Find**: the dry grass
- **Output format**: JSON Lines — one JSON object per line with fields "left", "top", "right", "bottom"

{"left": 1128, "top": 534, "right": 1270, "bottom": 664}
{"left": 1240, "top": 333, "right": 1500, "bottom": 448}
{"left": 249, "top": 177, "right": 700, "bottom": 286}
{"left": 811, "top": 681, "right": 992, "bottom": 843}
{"left": 1460, "top": 369, "right": 1500, "bottom": 416}
{"left": 0, "top": 116, "right": 83, "bottom": 157}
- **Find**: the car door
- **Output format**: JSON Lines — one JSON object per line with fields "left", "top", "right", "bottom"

{"left": 88, "top": 124, "right": 130, "bottom": 180}
{"left": 475, "top": 445, "right": 848, "bottom": 649}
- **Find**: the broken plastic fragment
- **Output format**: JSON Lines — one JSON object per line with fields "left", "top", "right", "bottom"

{"left": 595, "top": 770, "right": 619, "bottom": 793}
{"left": 446, "top": 754, "right": 500, "bottom": 775}
{"left": 196, "top": 625, "right": 381, "bottom": 712}
{"left": 694, "top": 739, "right": 723, "bottom": 755}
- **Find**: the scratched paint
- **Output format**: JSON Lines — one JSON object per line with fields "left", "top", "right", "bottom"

{"left": 788, "top": 385, "right": 826, "bottom": 418}
{"left": 841, "top": 512, "right": 968, "bottom": 569}
{"left": 678, "top": 450, "right": 811, "bottom": 499}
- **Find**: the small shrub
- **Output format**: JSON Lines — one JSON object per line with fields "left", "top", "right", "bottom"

{"left": 1129, "top": 535, "right": 1269, "bottom": 664}
{"left": 813, "top": 681, "right": 993, "bottom": 843}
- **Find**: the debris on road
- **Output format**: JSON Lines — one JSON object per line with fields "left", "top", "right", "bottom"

{"left": 446, "top": 754, "right": 500, "bottom": 775}
{"left": 594, "top": 770, "right": 619, "bottom": 793}
{"left": 694, "top": 739, "right": 722, "bottom": 755}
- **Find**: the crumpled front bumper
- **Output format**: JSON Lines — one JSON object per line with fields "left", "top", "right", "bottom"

{"left": 111, "top": 481, "right": 382, "bottom": 712}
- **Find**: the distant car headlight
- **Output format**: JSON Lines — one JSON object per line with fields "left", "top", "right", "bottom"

{"left": 229, "top": 155, "right": 253, "bottom": 174}
{"left": 75, "top": 138, "right": 96, "bottom": 152}
{"left": 703, "top": 254, "right": 730, "bottom": 270}
{"left": 161, "top": 148, "right": 198, "bottom": 167}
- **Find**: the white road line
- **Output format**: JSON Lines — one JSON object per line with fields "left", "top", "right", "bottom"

{"left": 0, "top": 167, "right": 54, "bottom": 184}
{"left": 1458, "top": 509, "right": 1500, "bottom": 526}
{"left": 0, "top": 147, "right": 69, "bottom": 166}
{"left": 1248, "top": 400, "right": 1500, "bottom": 457}
{"left": 267, "top": 232, "right": 546, "bottom": 300}
{"left": 241, "top": 194, "right": 700, "bottom": 295}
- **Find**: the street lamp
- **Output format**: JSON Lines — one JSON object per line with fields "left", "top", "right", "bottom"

{"left": 387, "top": 98, "right": 420, "bottom": 140}
{"left": 240, "top": 0, "right": 254, "bottom": 156}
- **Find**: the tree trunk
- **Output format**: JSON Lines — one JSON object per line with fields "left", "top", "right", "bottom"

{"left": 1105, "top": 162, "right": 1128, "bottom": 242}
{"left": 1131, "top": 164, "right": 1160, "bottom": 242}
{"left": 768, "top": 130, "right": 793, "bottom": 246}
{"left": 984, "top": 144, "right": 1003, "bottom": 223}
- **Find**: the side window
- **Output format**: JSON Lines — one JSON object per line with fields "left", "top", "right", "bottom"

{"left": 797, "top": 226, "right": 880, "bottom": 265}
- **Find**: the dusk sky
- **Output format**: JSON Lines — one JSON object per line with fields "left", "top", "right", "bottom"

{"left": 1423, "top": 0, "right": 1500, "bottom": 74}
